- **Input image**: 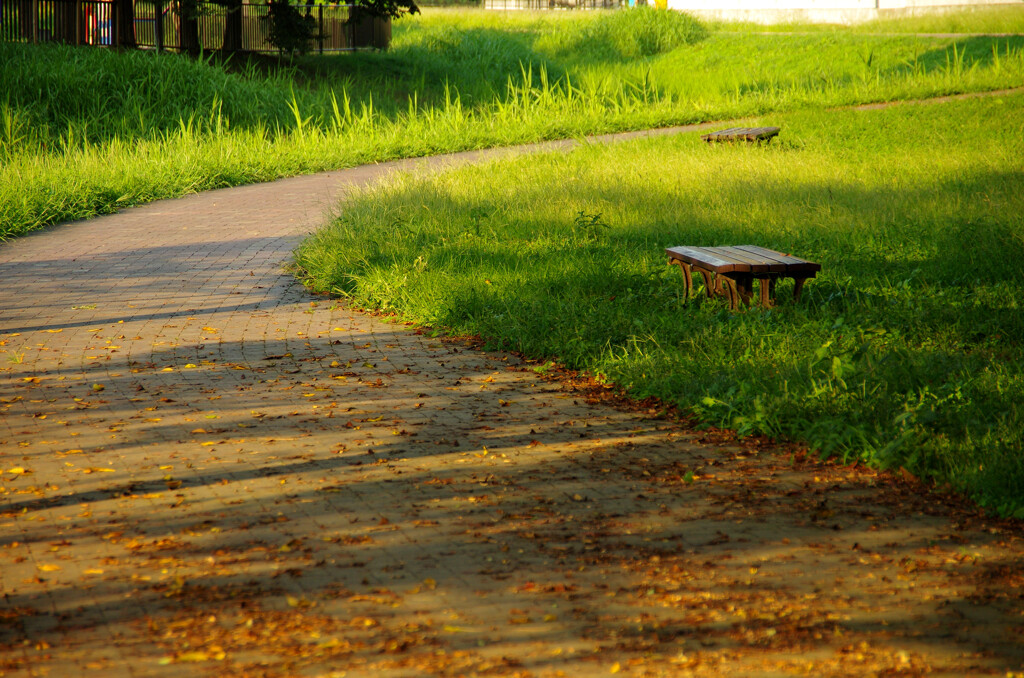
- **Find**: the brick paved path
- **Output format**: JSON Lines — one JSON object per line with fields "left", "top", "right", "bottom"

{"left": 1, "top": 142, "right": 1022, "bottom": 678}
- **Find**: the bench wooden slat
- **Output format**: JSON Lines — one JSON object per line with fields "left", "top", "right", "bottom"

{"left": 666, "top": 245, "right": 821, "bottom": 276}
{"left": 732, "top": 245, "right": 822, "bottom": 275}
{"left": 730, "top": 245, "right": 807, "bottom": 269}
{"left": 704, "top": 246, "right": 787, "bottom": 273}
{"left": 701, "top": 246, "right": 774, "bottom": 273}
{"left": 666, "top": 246, "right": 747, "bottom": 273}
{"left": 701, "top": 126, "right": 781, "bottom": 143}
{"left": 666, "top": 244, "right": 822, "bottom": 309}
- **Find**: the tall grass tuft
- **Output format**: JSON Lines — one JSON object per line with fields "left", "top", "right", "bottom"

{"left": 582, "top": 6, "right": 708, "bottom": 59}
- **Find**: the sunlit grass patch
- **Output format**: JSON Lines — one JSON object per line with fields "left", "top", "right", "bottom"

{"left": 3, "top": 9, "right": 1024, "bottom": 240}
{"left": 296, "top": 93, "right": 1024, "bottom": 517}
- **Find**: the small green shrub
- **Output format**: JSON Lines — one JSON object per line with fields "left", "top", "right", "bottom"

{"left": 264, "top": 0, "right": 318, "bottom": 56}
{"left": 391, "top": 25, "right": 560, "bottom": 97}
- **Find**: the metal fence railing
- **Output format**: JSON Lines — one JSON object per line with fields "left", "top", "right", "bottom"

{"left": 0, "top": 0, "right": 389, "bottom": 52}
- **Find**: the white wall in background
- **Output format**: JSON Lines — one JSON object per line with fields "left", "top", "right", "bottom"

{"left": 665, "top": 0, "right": 1022, "bottom": 24}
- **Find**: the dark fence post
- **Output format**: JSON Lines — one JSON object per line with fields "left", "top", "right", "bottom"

{"left": 317, "top": 3, "right": 323, "bottom": 55}
{"left": 110, "top": 0, "right": 119, "bottom": 45}
{"left": 155, "top": 0, "right": 163, "bottom": 50}
{"left": 31, "top": 0, "right": 39, "bottom": 42}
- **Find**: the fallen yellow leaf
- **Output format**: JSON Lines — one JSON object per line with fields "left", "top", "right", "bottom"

{"left": 37, "top": 564, "right": 61, "bottom": 572}
{"left": 611, "top": 662, "right": 622, "bottom": 673}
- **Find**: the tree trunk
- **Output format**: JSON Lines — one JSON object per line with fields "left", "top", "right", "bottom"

{"left": 117, "top": 0, "right": 136, "bottom": 47}
{"left": 177, "top": 0, "right": 200, "bottom": 53}
{"left": 52, "top": 0, "right": 77, "bottom": 43}
{"left": 347, "top": 7, "right": 389, "bottom": 50}
{"left": 18, "top": 0, "right": 35, "bottom": 41}
{"left": 221, "top": 0, "right": 242, "bottom": 51}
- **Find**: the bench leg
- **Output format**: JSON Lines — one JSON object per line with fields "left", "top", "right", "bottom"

{"left": 668, "top": 259, "right": 693, "bottom": 300}
{"left": 722, "top": 277, "right": 739, "bottom": 310}
{"left": 697, "top": 268, "right": 719, "bottom": 299}
{"left": 793, "top": 277, "right": 808, "bottom": 301}
{"left": 759, "top": 277, "right": 776, "bottom": 308}
{"left": 733, "top": 275, "right": 754, "bottom": 309}
{"left": 721, "top": 275, "right": 753, "bottom": 310}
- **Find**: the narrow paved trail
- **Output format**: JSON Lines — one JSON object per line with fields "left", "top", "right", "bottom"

{"left": 1, "top": 121, "right": 1022, "bottom": 678}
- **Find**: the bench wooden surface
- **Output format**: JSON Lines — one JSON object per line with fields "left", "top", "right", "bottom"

{"left": 666, "top": 245, "right": 821, "bottom": 309}
{"left": 701, "top": 126, "right": 780, "bottom": 144}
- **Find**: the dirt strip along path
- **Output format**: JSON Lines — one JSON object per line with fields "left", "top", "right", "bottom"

{"left": 1, "top": 113, "right": 1023, "bottom": 678}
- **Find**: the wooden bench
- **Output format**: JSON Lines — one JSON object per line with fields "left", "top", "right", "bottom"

{"left": 701, "top": 126, "right": 780, "bottom": 144}
{"left": 666, "top": 245, "right": 821, "bottom": 310}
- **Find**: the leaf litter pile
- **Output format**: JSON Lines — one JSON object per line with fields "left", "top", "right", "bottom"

{"left": 1, "top": 283, "right": 1022, "bottom": 676}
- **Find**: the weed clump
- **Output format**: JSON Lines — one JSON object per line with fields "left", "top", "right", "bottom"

{"left": 582, "top": 7, "right": 708, "bottom": 60}
{"left": 392, "top": 26, "right": 561, "bottom": 96}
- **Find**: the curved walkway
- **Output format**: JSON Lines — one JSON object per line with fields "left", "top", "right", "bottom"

{"left": 1, "top": 116, "right": 1023, "bottom": 677}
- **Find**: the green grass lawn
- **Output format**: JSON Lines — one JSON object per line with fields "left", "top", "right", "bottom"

{"left": 295, "top": 92, "right": 1024, "bottom": 517}
{"left": 3, "top": 7, "right": 1024, "bottom": 239}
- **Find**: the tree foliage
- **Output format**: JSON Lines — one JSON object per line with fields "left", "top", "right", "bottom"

{"left": 351, "top": 0, "right": 419, "bottom": 20}
{"left": 263, "top": 0, "right": 317, "bottom": 56}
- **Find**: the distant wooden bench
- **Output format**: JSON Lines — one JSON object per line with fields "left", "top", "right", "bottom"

{"left": 701, "top": 126, "right": 780, "bottom": 144}
{"left": 666, "top": 245, "right": 821, "bottom": 310}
